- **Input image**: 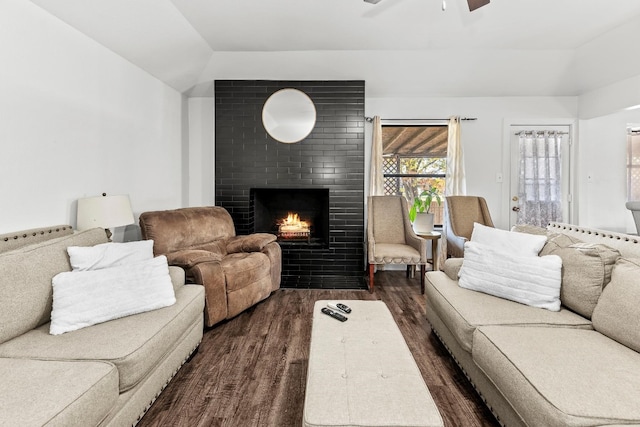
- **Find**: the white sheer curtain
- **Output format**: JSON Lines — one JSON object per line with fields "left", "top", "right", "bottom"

{"left": 369, "top": 116, "right": 384, "bottom": 196}
{"left": 440, "top": 116, "right": 466, "bottom": 268}
{"left": 445, "top": 117, "right": 466, "bottom": 196}
{"left": 517, "top": 131, "right": 562, "bottom": 227}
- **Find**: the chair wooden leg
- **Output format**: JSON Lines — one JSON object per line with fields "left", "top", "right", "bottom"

{"left": 368, "top": 263, "right": 375, "bottom": 293}
{"left": 420, "top": 264, "right": 426, "bottom": 294}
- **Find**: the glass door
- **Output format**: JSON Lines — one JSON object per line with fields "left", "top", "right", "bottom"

{"left": 509, "top": 125, "right": 571, "bottom": 228}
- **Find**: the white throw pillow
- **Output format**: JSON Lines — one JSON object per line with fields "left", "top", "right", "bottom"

{"left": 67, "top": 240, "right": 154, "bottom": 271}
{"left": 459, "top": 241, "right": 562, "bottom": 311}
{"left": 50, "top": 255, "right": 176, "bottom": 335}
{"left": 471, "top": 222, "right": 547, "bottom": 257}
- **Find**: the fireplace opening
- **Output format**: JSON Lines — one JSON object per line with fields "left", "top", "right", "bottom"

{"left": 251, "top": 188, "right": 330, "bottom": 248}
{"left": 278, "top": 212, "right": 311, "bottom": 241}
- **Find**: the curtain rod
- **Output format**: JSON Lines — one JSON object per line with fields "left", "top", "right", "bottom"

{"left": 364, "top": 117, "right": 477, "bottom": 123}
{"left": 514, "top": 130, "right": 569, "bottom": 136}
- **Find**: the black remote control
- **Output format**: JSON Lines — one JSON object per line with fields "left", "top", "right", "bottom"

{"left": 321, "top": 307, "right": 347, "bottom": 322}
{"left": 327, "top": 302, "right": 352, "bottom": 314}
{"left": 335, "top": 303, "right": 351, "bottom": 314}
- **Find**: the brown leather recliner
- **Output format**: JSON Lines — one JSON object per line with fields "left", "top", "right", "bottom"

{"left": 139, "top": 206, "right": 281, "bottom": 327}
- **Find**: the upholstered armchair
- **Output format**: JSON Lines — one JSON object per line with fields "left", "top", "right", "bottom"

{"left": 444, "top": 195, "right": 494, "bottom": 258}
{"left": 367, "top": 196, "right": 427, "bottom": 294}
{"left": 139, "top": 206, "right": 281, "bottom": 327}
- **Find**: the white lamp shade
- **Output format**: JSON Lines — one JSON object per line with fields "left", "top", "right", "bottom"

{"left": 76, "top": 195, "right": 134, "bottom": 231}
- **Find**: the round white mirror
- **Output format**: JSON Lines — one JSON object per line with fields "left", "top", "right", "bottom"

{"left": 262, "top": 89, "right": 316, "bottom": 143}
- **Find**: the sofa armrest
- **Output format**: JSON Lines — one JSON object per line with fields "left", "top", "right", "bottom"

{"left": 442, "top": 258, "right": 464, "bottom": 280}
{"left": 226, "top": 233, "right": 277, "bottom": 253}
{"left": 168, "top": 266, "right": 186, "bottom": 294}
{"left": 406, "top": 233, "right": 428, "bottom": 262}
{"left": 189, "top": 262, "right": 228, "bottom": 327}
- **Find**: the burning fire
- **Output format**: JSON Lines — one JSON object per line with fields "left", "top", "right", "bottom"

{"left": 278, "top": 212, "right": 311, "bottom": 240}
{"left": 279, "top": 212, "right": 310, "bottom": 233}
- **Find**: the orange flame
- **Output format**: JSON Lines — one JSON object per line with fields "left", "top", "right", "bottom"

{"left": 279, "top": 212, "right": 309, "bottom": 232}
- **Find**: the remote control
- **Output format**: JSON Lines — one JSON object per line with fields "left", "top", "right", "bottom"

{"left": 321, "top": 307, "right": 347, "bottom": 322}
{"left": 327, "top": 302, "right": 352, "bottom": 314}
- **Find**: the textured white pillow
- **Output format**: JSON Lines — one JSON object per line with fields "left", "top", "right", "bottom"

{"left": 67, "top": 240, "right": 154, "bottom": 271}
{"left": 50, "top": 256, "right": 175, "bottom": 335}
{"left": 459, "top": 241, "right": 562, "bottom": 311}
{"left": 471, "top": 222, "right": 547, "bottom": 257}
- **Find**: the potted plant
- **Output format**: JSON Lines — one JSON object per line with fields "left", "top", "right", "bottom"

{"left": 409, "top": 186, "right": 442, "bottom": 233}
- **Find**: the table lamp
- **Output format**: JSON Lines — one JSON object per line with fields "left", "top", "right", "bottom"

{"left": 76, "top": 193, "right": 135, "bottom": 240}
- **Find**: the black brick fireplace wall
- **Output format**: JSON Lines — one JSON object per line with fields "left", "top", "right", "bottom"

{"left": 214, "top": 80, "right": 365, "bottom": 289}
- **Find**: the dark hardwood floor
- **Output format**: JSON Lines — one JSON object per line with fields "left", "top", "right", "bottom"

{"left": 138, "top": 271, "right": 499, "bottom": 427}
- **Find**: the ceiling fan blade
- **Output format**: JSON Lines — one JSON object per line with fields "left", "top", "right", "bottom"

{"left": 467, "top": 0, "right": 489, "bottom": 11}
{"left": 364, "top": 0, "right": 488, "bottom": 12}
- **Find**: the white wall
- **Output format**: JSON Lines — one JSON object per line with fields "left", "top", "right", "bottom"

{"left": 4, "top": 0, "right": 637, "bottom": 239}
{"left": 578, "top": 109, "right": 640, "bottom": 233}
{"left": 576, "top": 64, "right": 640, "bottom": 233}
{"left": 0, "top": 2, "right": 185, "bottom": 239}
{"left": 365, "top": 96, "right": 578, "bottom": 229}
{"left": 187, "top": 97, "right": 215, "bottom": 207}
{"left": 578, "top": 75, "right": 640, "bottom": 120}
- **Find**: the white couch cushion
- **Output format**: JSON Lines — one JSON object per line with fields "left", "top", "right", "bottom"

{"left": 67, "top": 240, "right": 154, "bottom": 271}
{"left": 50, "top": 256, "right": 176, "bottom": 335}
{"left": 471, "top": 222, "right": 547, "bottom": 257}
{"left": 459, "top": 241, "right": 562, "bottom": 311}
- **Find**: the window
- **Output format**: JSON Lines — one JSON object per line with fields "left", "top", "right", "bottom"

{"left": 381, "top": 125, "right": 447, "bottom": 226}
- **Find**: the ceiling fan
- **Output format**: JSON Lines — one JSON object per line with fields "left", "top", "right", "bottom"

{"left": 364, "top": 0, "right": 490, "bottom": 12}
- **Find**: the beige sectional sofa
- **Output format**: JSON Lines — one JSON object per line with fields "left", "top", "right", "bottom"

{"left": 0, "top": 225, "right": 205, "bottom": 426}
{"left": 425, "top": 222, "right": 640, "bottom": 427}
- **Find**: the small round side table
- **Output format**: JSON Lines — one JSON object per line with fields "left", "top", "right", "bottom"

{"left": 416, "top": 231, "right": 442, "bottom": 272}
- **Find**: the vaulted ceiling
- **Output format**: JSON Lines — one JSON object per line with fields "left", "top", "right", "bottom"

{"left": 29, "top": 0, "right": 640, "bottom": 98}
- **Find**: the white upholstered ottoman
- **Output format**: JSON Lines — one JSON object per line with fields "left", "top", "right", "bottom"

{"left": 303, "top": 300, "right": 444, "bottom": 427}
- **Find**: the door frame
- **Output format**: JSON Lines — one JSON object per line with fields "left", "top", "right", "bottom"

{"left": 501, "top": 118, "right": 578, "bottom": 228}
